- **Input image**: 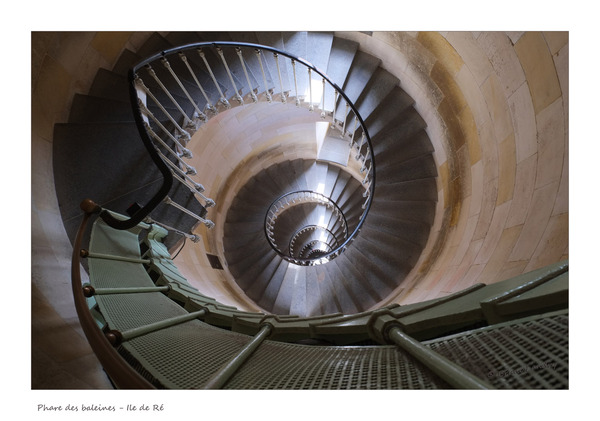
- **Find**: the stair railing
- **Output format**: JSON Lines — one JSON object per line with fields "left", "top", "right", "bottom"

{"left": 71, "top": 200, "right": 155, "bottom": 388}
{"left": 107, "top": 41, "right": 375, "bottom": 252}
{"left": 289, "top": 224, "right": 340, "bottom": 258}
{"left": 264, "top": 190, "right": 350, "bottom": 265}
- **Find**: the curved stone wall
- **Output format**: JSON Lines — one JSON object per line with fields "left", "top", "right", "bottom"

{"left": 334, "top": 32, "right": 568, "bottom": 305}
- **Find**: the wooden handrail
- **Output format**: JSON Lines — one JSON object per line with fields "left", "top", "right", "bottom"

{"left": 71, "top": 199, "right": 155, "bottom": 389}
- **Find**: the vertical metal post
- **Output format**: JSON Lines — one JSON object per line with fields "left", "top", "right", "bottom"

{"left": 291, "top": 59, "right": 300, "bottom": 106}
{"left": 197, "top": 48, "right": 230, "bottom": 108}
{"left": 274, "top": 53, "right": 286, "bottom": 103}
{"left": 179, "top": 52, "right": 217, "bottom": 114}
{"left": 236, "top": 47, "right": 258, "bottom": 103}
{"left": 255, "top": 49, "right": 273, "bottom": 103}
{"left": 217, "top": 47, "right": 243, "bottom": 104}
{"left": 308, "top": 68, "right": 314, "bottom": 111}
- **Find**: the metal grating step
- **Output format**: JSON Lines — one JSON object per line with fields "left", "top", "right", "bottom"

{"left": 424, "top": 312, "right": 569, "bottom": 389}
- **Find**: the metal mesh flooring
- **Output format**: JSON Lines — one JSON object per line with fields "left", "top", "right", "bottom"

{"left": 223, "top": 341, "right": 450, "bottom": 389}
{"left": 424, "top": 312, "right": 568, "bottom": 389}
{"left": 86, "top": 216, "right": 568, "bottom": 390}
{"left": 121, "top": 321, "right": 254, "bottom": 389}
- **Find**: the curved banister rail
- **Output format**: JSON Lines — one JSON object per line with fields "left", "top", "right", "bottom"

{"left": 98, "top": 69, "right": 174, "bottom": 231}
{"left": 71, "top": 199, "right": 155, "bottom": 389}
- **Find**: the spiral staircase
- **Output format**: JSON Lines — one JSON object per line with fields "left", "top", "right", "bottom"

{"left": 55, "top": 31, "right": 438, "bottom": 317}
{"left": 48, "top": 31, "right": 569, "bottom": 390}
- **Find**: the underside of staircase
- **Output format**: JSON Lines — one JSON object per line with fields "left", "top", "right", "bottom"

{"left": 53, "top": 31, "right": 438, "bottom": 317}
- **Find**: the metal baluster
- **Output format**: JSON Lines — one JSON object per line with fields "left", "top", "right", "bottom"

{"left": 171, "top": 169, "right": 204, "bottom": 192}
{"left": 320, "top": 79, "right": 326, "bottom": 118}
{"left": 170, "top": 171, "right": 215, "bottom": 208}
{"left": 341, "top": 102, "right": 349, "bottom": 137}
{"left": 145, "top": 64, "right": 191, "bottom": 126}
{"left": 361, "top": 148, "right": 371, "bottom": 173}
{"left": 236, "top": 47, "right": 258, "bottom": 103}
{"left": 331, "top": 90, "right": 338, "bottom": 128}
{"left": 155, "top": 148, "right": 200, "bottom": 187}
{"left": 255, "top": 49, "right": 272, "bottom": 103}
{"left": 163, "top": 196, "right": 215, "bottom": 228}
{"left": 217, "top": 47, "right": 243, "bottom": 104}
{"left": 197, "top": 48, "right": 230, "bottom": 109}
{"left": 145, "top": 123, "right": 195, "bottom": 173}
{"left": 161, "top": 57, "right": 208, "bottom": 123}
{"left": 146, "top": 218, "right": 201, "bottom": 243}
{"left": 135, "top": 76, "right": 191, "bottom": 143}
{"left": 362, "top": 162, "right": 372, "bottom": 184}
{"left": 308, "top": 68, "right": 314, "bottom": 111}
{"left": 349, "top": 116, "right": 359, "bottom": 147}
{"left": 139, "top": 102, "right": 192, "bottom": 158}
{"left": 355, "top": 132, "right": 366, "bottom": 160}
{"left": 291, "top": 60, "right": 300, "bottom": 107}
{"left": 274, "top": 53, "right": 286, "bottom": 103}
{"left": 179, "top": 52, "right": 217, "bottom": 114}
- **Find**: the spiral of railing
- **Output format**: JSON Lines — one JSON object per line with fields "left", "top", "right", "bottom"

{"left": 264, "top": 190, "right": 353, "bottom": 265}
{"left": 94, "top": 42, "right": 374, "bottom": 256}
{"left": 290, "top": 225, "right": 340, "bottom": 258}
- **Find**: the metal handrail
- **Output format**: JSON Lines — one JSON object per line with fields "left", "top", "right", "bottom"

{"left": 98, "top": 69, "right": 174, "bottom": 231}
{"left": 71, "top": 199, "right": 155, "bottom": 389}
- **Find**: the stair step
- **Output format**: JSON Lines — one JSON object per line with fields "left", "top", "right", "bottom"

{"left": 334, "top": 50, "right": 381, "bottom": 121}
{"left": 53, "top": 122, "right": 160, "bottom": 221}
{"left": 363, "top": 212, "right": 432, "bottom": 248}
{"left": 364, "top": 86, "right": 414, "bottom": 140}
{"left": 376, "top": 153, "right": 438, "bottom": 184}
{"left": 353, "top": 67, "right": 399, "bottom": 125}
{"left": 289, "top": 265, "right": 308, "bottom": 316}
{"left": 112, "top": 48, "right": 142, "bottom": 76}
{"left": 345, "top": 244, "right": 398, "bottom": 291}
{"left": 88, "top": 68, "right": 130, "bottom": 102}
{"left": 272, "top": 263, "right": 298, "bottom": 314}
{"left": 333, "top": 253, "right": 380, "bottom": 311}
{"left": 324, "top": 260, "right": 360, "bottom": 314}
{"left": 351, "top": 234, "right": 415, "bottom": 280}
{"left": 374, "top": 129, "right": 435, "bottom": 166}
{"left": 306, "top": 32, "right": 334, "bottom": 72}
{"left": 68, "top": 94, "right": 134, "bottom": 124}
{"left": 325, "top": 37, "right": 359, "bottom": 111}
{"left": 135, "top": 32, "right": 173, "bottom": 61}
{"left": 374, "top": 178, "right": 438, "bottom": 201}
{"left": 243, "top": 252, "right": 283, "bottom": 300}
{"left": 368, "top": 199, "right": 436, "bottom": 226}
{"left": 372, "top": 107, "right": 427, "bottom": 150}
{"left": 358, "top": 225, "right": 425, "bottom": 269}
{"left": 304, "top": 266, "right": 324, "bottom": 316}
{"left": 230, "top": 247, "right": 276, "bottom": 290}
{"left": 316, "top": 265, "right": 342, "bottom": 314}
